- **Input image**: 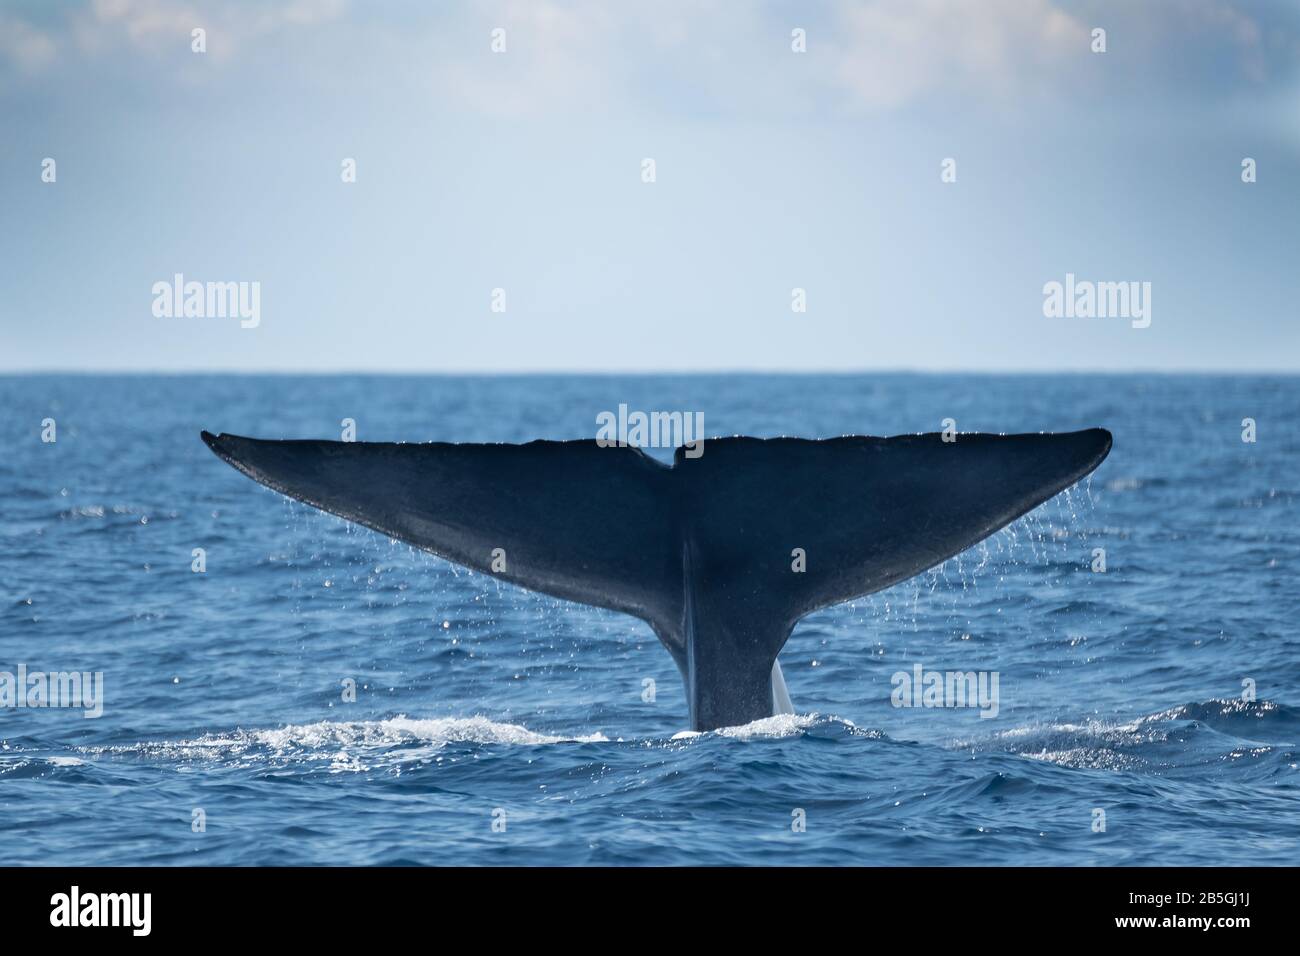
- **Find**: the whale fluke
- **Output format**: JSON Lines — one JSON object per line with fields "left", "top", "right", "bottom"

{"left": 201, "top": 428, "right": 1111, "bottom": 730}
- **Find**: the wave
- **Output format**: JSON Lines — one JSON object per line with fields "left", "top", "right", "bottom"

{"left": 33, "top": 700, "right": 1291, "bottom": 781}
{"left": 80, "top": 716, "right": 610, "bottom": 772}
{"left": 1141, "top": 697, "right": 1299, "bottom": 737}
{"left": 672, "top": 712, "right": 875, "bottom": 741}
{"left": 66, "top": 713, "right": 873, "bottom": 773}
{"left": 0, "top": 753, "right": 98, "bottom": 782}
{"left": 955, "top": 697, "right": 1296, "bottom": 772}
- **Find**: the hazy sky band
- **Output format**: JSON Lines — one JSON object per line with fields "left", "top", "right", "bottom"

{"left": 2, "top": 0, "right": 1298, "bottom": 371}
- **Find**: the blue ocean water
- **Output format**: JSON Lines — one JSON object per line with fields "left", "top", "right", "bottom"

{"left": 1, "top": 373, "right": 1297, "bottom": 866}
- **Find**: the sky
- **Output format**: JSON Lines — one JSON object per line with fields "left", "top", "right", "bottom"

{"left": 1, "top": 0, "right": 1298, "bottom": 372}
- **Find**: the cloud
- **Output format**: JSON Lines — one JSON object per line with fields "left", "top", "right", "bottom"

{"left": 824, "top": 0, "right": 1088, "bottom": 111}
{"left": 1, "top": 0, "right": 1295, "bottom": 119}
{"left": 0, "top": 14, "right": 57, "bottom": 74}
{"left": 73, "top": 0, "right": 347, "bottom": 61}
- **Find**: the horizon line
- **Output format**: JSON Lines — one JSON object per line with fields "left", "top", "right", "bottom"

{"left": 2, "top": 367, "right": 1298, "bottom": 377}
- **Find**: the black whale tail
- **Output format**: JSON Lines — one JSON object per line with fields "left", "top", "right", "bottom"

{"left": 201, "top": 427, "right": 1112, "bottom": 731}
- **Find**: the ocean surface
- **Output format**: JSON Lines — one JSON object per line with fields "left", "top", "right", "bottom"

{"left": 1, "top": 373, "right": 1297, "bottom": 866}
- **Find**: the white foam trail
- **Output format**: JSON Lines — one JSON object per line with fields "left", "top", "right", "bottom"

{"left": 85, "top": 713, "right": 864, "bottom": 770}
{"left": 715, "top": 713, "right": 823, "bottom": 739}
{"left": 87, "top": 716, "right": 609, "bottom": 770}
{"left": 668, "top": 713, "right": 828, "bottom": 741}
{"left": 245, "top": 716, "right": 608, "bottom": 750}
{"left": 670, "top": 713, "right": 865, "bottom": 741}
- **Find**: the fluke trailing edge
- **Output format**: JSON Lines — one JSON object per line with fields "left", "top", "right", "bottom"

{"left": 200, "top": 428, "right": 1112, "bottom": 731}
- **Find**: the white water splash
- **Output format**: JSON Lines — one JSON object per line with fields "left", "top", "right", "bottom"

{"left": 247, "top": 716, "right": 608, "bottom": 750}
{"left": 717, "top": 712, "right": 825, "bottom": 739}
{"left": 670, "top": 712, "right": 835, "bottom": 741}
{"left": 86, "top": 716, "right": 609, "bottom": 771}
